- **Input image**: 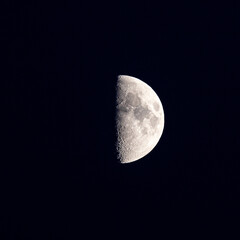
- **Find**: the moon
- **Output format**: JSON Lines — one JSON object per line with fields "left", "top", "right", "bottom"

{"left": 115, "top": 75, "right": 164, "bottom": 164}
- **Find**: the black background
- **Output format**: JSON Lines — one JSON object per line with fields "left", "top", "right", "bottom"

{"left": 2, "top": 0, "right": 240, "bottom": 238}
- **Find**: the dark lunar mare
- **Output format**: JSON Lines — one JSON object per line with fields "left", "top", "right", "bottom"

{"left": 125, "top": 92, "right": 141, "bottom": 107}
{"left": 134, "top": 106, "right": 151, "bottom": 121}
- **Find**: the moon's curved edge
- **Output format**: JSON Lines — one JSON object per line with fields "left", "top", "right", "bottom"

{"left": 115, "top": 75, "right": 165, "bottom": 164}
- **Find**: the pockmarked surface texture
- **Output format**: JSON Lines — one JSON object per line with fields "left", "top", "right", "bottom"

{"left": 116, "top": 75, "right": 165, "bottom": 164}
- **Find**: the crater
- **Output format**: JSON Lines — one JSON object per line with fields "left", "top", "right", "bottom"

{"left": 126, "top": 82, "right": 137, "bottom": 88}
{"left": 134, "top": 106, "right": 151, "bottom": 121}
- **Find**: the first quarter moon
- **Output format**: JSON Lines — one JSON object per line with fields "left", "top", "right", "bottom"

{"left": 115, "top": 75, "right": 165, "bottom": 164}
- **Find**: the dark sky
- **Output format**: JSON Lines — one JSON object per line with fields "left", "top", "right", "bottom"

{"left": 3, "top": 0, "right": 240, "bottom": 238}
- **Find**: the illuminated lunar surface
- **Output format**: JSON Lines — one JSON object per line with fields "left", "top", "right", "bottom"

{"left": 116, "top": 75, "right": 164, "bottom": 164}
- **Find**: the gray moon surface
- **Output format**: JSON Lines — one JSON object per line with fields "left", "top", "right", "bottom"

{"left": 116, "top": 75, "right": 165, "bottom": 164}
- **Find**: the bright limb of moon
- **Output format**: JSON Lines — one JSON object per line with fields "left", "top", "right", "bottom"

{"left": 116, "top": 75, "right": 164, "bottom": 164}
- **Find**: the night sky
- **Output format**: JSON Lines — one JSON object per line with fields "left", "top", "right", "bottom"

{"left": 3, "top": 0, "right": 240, "bottom": 238}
